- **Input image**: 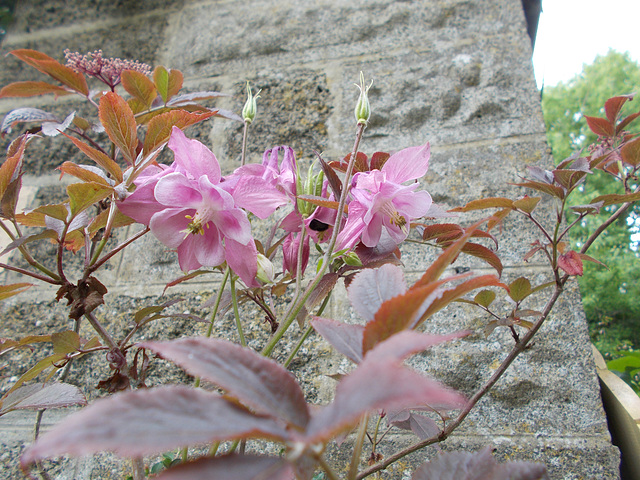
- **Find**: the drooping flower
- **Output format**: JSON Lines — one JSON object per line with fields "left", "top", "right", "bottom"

{"left": 337, "top": 143, "right": 432, "bottom": 249}
{"left": 118, "top": 127, "right": 261, "bottom": 286}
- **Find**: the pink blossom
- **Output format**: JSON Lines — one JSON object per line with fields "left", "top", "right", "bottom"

{"left": 337, "top": 143, "right": 432, "bottom": 249}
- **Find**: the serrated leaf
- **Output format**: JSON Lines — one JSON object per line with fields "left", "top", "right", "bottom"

{"left": 513, "top": 196, "right": 541, "bottom": 214}
{"left": 460, "top": 243, "right": 503, "bottom": 276}
{"left": 557, "top": 250, "right": 583, "bottom": 276}
{"left": 99, "top": 92, "right": 139, "bottom": 164}
{"left": 620, "top": 136, "right": 640, "bottom": 167}
{"left": 51, "top": 331, "right": 81, "bottom": 354}
{"left": 0, "top": 134, "right": 28, "bottom": 204}
{"left": 121, "top": 70, "right": 157, "bottom": 109}
{"left": 616, "top": 112, "right": 640, "bottom": 134}
{"left": 584, "top": 115, "right": 614, "bottom": 137}
{"left": 0, "top": 383, "right": 86, "bottom": 416}
{"left": 0, "top": 81, "right": 72, "bottom": 99}
{"left": 508, "top": 277, "right": 531, "bottom": 302}
{"left": 511, "top": 181, "right": 566, "bottom": 199}
{"left": 67, "top": 181, "right": 114, "bottom": 216}
{"left": 9, "top": 49, "right": 89, "bottom": 96}
{"left": 448, "top": 197, "right": 514, "bottom": 212}
{"left": 21, "top": 386, "right": 289, "bottom": 467}
{"left": 58, "top": 161, "right": 111, "bottom": 186}
{"left": 154, "top": 455, "right": 293, "bottom": 480}
{"left": 143, "top": 110, "right": 217, "bottom": 155}
{"left": 61, "top": 132, "right": 123, "bottom": 182}
{"left": 590, "top": 191, "right": 640, "bottom": 206}
{"left": 0, "top": 283, "right": 33, "bottom": 301}
{"left": 412, "top": 446, "right": 548, "bottom": 480}
{"left": 347, "top": 264, "right": 407, "bottom": 322}
{"left": 142, "top": 338, "right": 310, "bottom": 429}
{"left": 605, "top": 95, "right": 634, "bottom": 123}
{"left": 474, "top": 290, "right": 496, "bottom": 308}
{"left": 0, "top": 107, "right": 59, "bottom": 135}
{"left": 310, "top": 316, "right": 364, "bottom": 364}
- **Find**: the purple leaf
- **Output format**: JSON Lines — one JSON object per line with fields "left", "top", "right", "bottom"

{"left": 0, "top": 382, "right": 86, "bottom": 416}
{"left": 411, "top": 447, "right": 549, "bottom": 480}
{"left": 141, "top": 338, "right": 310, "bottom": 429}
{"left": 21, "top": 386, "right": 289, "bottom": 467}
{"left": 310, "top": 316, "right": 364, "bottom": 364}
{"left": 347, "top": 263, "right": 407, "bottom": 322}
{"left": 388, "top": 409, "right": 441, "bottom": 440}
{"left": 365, "top": 330, "right": 470, "bottom": 365}
{"left": 156, "top": 455, "right": 294, "bottom": 480}
{"left": 305, "top": 358, "right": 465, "bottom": 443}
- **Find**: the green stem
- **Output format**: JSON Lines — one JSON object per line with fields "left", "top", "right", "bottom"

{"left": 262, "top": 123, "right": 365, "bottom": 357}
{"left": 230, "top": 274, "right": 246, "bottom": 347}
{"left": 349, "top": 414, "right": 369, "bottom": 480}
{"left": 241, "top": 121, "right": 249, "bottom": 166}
{"left": 284, "top": 291, "right": 331, "bottom": 368}
{"left": 88, "top": 200, "right": 118, "bottom": 267}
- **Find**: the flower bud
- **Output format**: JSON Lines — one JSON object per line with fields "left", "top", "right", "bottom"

{"left": 242, "top": 81, "right": 261, "bottom": 124}
{"left": 354, "top": 72, "right": 373, "bottom": 125}
{"left": 256, "top": 253, "right": 275, "bottom": 284}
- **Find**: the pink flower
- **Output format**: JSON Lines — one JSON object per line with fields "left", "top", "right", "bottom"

{"left": 337, "top": 144, "right": 432, "bottom": 249}
{"left": 118, "top": 127, "right": 261, "bottom": 286}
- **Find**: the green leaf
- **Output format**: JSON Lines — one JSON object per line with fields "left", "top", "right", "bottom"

{"left": 98, "top": 92, "right": 139, "bottom": 164}
{"left": 67, "top": 182, "right": 114, "bottom": 216}
{"left": 51, "top": 331, "right": 81, "bottom": 354}
{"left": 512, "top": 196, "right": 541, "bottom": 214}
{"left": 0, "top": 283, "right": 33, "bottom": 301}
{"left": 508, "top": 277, "right": 532, "bottom": 302}
{"left": 474, "top": 289, "right": 496, "bottom": 308}
{"left": 153, "top": 66, "right": 183, "bottom": 104}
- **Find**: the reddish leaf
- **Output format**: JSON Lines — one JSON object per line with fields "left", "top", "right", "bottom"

{"left": 557, "top": 250, "right": 583, "bottom": 276}
{"left": 604, "top": 95, "right": 633, "bottom": 123}
{"left": 460, "top": 243, "right": 503, "bottom": 276}
{"left": 315, "top": 151, "right": 343, "bottom": 198}
{"left": 512, "top": 196, "right": 541, "bottom": 214}
{"left": 166, "top": 91, "right": 226, "bottom": 106}
{"left": 0, "top": 335, "right": 51, "bottom": 355}
{"left": 58, "top": 161, "right": 111, "bottom": 186}
{"left": 412, "top": 447, "right": 548, "bottom": 480}
{"left": 99, "top": 92, "right": 139, "bottom": 164}
{"left": 417, "top": 275, "right": 508, "bottom": 324}
{"left": 590, "top": 191, "right": 640, "bottom": 207}
{"left": 511, "top": 181, "right": 565, "bottom": 199}
{"left": 0, "top": 81, "right": 72, "bottom": 99}
{"left": 616, "top": 112, "right": 640, "bottom": 134}
{"left": 0, "top": 134, "right": 28, "bottom": 200}
{"left": 61, "top": 132, "right": 123, "bottom": 182}
{"left": 364, "top": 330, "right": 470, "bottom": 364}
{"left": 570, "top": 201, "right": 604, "bottom": 215}
{"left": 143, "top": 110, "right": 217, "bottom": 155}
{"left": 21, "top": 386, "right": 289, "bottom": 467}
{"left": 584, "top": 115, "right": 614, "bottom": 137}
{"left": 141, "top": 338, "right": 310, "bottom": 429}
{"left": 310, "top": 316, "right": 364, "bottom": 364}
{"left": 305, "top": 357, "right": 465, "bottom": 444}
{"left": 304, "top": 272, "right": 339, "bottom": 318}
{"left": 121, "top": 70, "right": 157, "bottom": 109}
{"left": 448, "top": 197, "right": 513, "bottom": 212}
{"left": 621, "top": 136, "right": 640, "bottom": 167}
{"left": 578, "top": 252, "right": 607, "bottom": 269}
{"left": 347, "top": 264, "right": 406, "bottom": 322}
{"left": 9, "top": 49, "right": 89, "bottom": 96}
{"left": 420, "top": 223, "right": 463, "bottom": 242}
{"left": 155, "top": 455, "right": 293, "bottom": 480}
{"left": 67, "top": 181, "right": 114, "bottom": 216}
{"left": 411, "top": 219, "right": 487, "bottom": 290}
{"left": 0, "top": 283, "right": 33, "bottom": 301}
{"left": 0, "top": 383, "right": 86, "bottom": 416}
{"left": 296, "top": 195, "right": 343, "bottom": 212}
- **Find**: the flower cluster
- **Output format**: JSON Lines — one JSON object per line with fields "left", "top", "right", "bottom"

{"left": 64, "top": 49, "right": 151, "bottom": 88}
{"left": 118, "top": 127, "right": 288, "bottom": 286}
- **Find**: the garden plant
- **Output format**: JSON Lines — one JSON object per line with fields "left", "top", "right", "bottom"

{"left": 1, "top": 48, "right": 640, "bottom": 480}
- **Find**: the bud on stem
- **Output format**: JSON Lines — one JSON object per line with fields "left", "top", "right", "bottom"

{"left": 354, "top": 72, "right": 373, "bottom": 126}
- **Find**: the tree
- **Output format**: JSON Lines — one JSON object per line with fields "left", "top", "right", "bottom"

{"left": 542, "top": 50, "right": 640, "bottom": 356}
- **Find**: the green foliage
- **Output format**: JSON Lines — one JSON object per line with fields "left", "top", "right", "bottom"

{"left": 541, "top": 51, "right": 640, "bottom": 359}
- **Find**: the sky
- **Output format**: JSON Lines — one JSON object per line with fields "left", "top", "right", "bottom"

{"left": 532, "top": 0, "right": 640, "bottom": 89}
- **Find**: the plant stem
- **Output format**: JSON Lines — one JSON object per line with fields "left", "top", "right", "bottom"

{"left": 230, "top": 274, "right": 246, "bottom": 347}
{"left": 241, "top": 121, "right": 249, "bottom": 166}
{"left": 349, "top": 414, "right": 369, "bottom": 480}
{"left": 283, "top": 291, "right": 331, "bottom": 368}
{"left": 84, "top": 311, "right": 119, "bottom": 351}
{"left": 316, "top": 455, "right": 342, "bottom": 480}
{"left": 0, "top": 262, "right": 61, "bottom": 284}
{"left": 131, "top": 457, "right": 146, "bottom": 480}
{"left": 87, "top": 226, "right": 150, "bottom": 276}
{"left": 356, "top": 284, "right": 564, "bottom": 479}
{"left": 262, "top": 123, "right": 365, "bottom": 357}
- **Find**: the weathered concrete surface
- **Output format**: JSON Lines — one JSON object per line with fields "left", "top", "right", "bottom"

{"left": 0, "top": 0, "right": 621, "bottom": 479}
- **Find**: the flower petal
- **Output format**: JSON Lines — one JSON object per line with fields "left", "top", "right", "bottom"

{"left": 382, "top": 143, "right": 430, "bottom": 183}
{"left": 149, "top": 208, "right": 192, "bottom": 247}
{"left": 155, "top": 173, "right": 203, "bottom": 207}
{"left": 226, "top": 238, "right": 259, "bottom": 287}
{"left": 168, "top": 126, "right": 221, "bottom": 183}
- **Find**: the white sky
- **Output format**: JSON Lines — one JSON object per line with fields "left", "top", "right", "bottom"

{"left": 532, "top": 0, "right": 640, "bottom": 89}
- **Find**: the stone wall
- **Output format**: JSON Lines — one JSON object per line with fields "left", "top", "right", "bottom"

{"left": 0, "top": 1, "right": 622, "bottom": 479}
